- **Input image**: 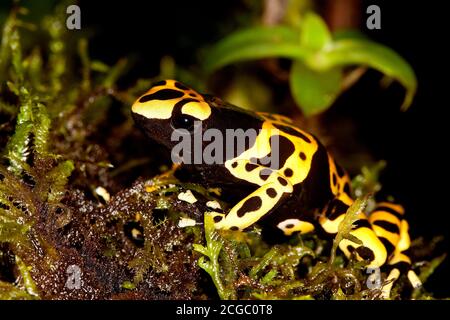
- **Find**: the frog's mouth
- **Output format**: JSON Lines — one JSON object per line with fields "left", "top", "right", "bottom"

{"left": 132, "top": 112, "right": 173, "bottom": 149}
{"left": 132, "top": 111, "right": 200, "bottom": 166}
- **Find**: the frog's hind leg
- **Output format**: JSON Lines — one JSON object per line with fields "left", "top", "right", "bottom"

{"left": 318, "top": 198, "right": 388, "bottom": 268}
{"left": 380, "top": 244, "right": 422, "bottom": 299}
{"left": 369, "top": 202, "right": 422, "bottom": 298}
{"left": 381, "top": 249, "right": 421, "bottom": 299}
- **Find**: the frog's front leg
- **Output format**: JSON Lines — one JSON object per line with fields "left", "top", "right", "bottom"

{"left": 212, "top": 160, "right": 293, "bottom": 231}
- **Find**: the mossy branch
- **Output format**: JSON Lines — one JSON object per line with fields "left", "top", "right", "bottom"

{"left": 15, "top": 255, "right": 40, "bottom": 298}
{"left": 46, "top": 160, "right": 75, "bottom": 203}
{"left": 129, "top": 213, "right": 169, "bottom": 284}
{"left": 0, "top": 255, "right": 40, "bottom": 300}
{"left": 0, "top": 166, "right": 36, "bottom": 251}
{"left": 33, "top": 103, "right": 52, "bottom": 158}
{"left": 4, "top": 88, "right": 33, "bottom": 175}
{"left": 352, "top": 161, "right": 386, "bottom": 198}
{"left": 5, "top": 93, "right": 59, "bottom": 175}
{"left": 193, "top": 213, "right": 235, "bottom": 300}
{"left": 0, "top": 281, "right": 37, "bottom": 300}
{"left": 0, "top": 7, "right": 27, "bottom": 84}
{"left": 249, "top": 246, "right": 279, "bottom": 279}
{"left": 78, "top": 38, "right": 91, "bottom": 92}
{"left": 42, "top": 3, "right": 68, "bottom": 95}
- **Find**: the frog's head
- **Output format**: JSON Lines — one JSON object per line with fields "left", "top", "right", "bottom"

{"left": 131, "top": 80, "right": 211, "bottom": 149}
{"left": 131, "top": 80, "right": 262, "bottom": 164}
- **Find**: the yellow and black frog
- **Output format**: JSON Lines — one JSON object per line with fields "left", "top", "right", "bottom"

{"left": 131, "top": 79, "right": 421, "bottom": 297}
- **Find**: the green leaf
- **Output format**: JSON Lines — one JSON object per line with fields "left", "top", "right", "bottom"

{"left": 204, "top": 26, "right": 309, "bottom": 73}
{"left": 290, "top": 61, "right": 342, "bottom": 115}
{"left": 308, "top": 39, "right": 417, "bottom": 110}
{"left": 299, "top": 12, "right": 332, "bottom": 51}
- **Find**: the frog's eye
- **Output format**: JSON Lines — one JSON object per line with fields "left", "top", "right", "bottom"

{"left": 171, "top": 114, "right": 196, "bottom": 131}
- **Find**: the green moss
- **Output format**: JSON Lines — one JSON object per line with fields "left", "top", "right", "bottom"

{"left": 190, "top": 195, "right": 367, "bottom": 300}
{"left": 193, "top": 214, "right": 235, "bottom": 300}
{"left": 328, "top": 195, "right": 367, "bottom": 267}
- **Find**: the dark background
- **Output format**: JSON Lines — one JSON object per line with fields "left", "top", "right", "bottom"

{"left": 1, "top": 0, "right": 449, "bottom": 297}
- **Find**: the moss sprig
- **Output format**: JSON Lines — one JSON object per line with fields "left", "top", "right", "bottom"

{"left": 193, "top": 213, "right": 236, "bottom": 299}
